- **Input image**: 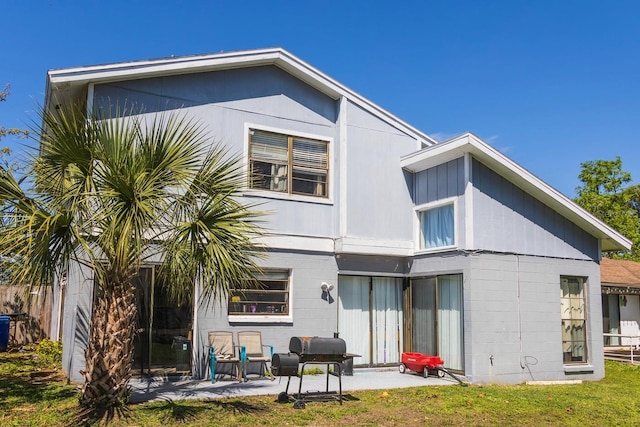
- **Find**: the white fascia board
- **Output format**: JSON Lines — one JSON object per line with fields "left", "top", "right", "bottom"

{"left": 400, "top": 133, "right": 473, "bottom": 172}
{"left": 47, "top": 48, "right": 438, "bottom": 146}
{"left": 335, "top": 237, "right": 414, "bottom": 257}
{"left": 48, "top": 48, "right": 283, "bottom": 86}
{"left": 258, "top": 234, "right": 415, "bottom": 256}
{"left": 258, "top": 234, "right": 335, "bottom": 253}
{"left": 401, "top": 133, "right": 632, "bottom": 252}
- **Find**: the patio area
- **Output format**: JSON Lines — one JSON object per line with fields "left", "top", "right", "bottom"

{"left": 129, "top": 368, "right": 457, "bottom": 403}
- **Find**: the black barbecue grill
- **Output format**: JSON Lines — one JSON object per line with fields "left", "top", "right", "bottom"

{"left": 271, "top": 336, "right": 359, "bottom": 409}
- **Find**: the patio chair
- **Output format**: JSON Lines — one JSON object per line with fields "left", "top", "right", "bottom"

{"left": 237, "top": 330, "right": 274, "bottom": 381}
{"left": 208, "top": 331, "right": 242, "bottom": 383}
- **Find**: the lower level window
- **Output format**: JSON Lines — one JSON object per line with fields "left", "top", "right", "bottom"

{"left": 228, "top": 270, "right": 290, "bottom": 316}
{"left": 560, "top": 276, "right": 587, "bottom": 364}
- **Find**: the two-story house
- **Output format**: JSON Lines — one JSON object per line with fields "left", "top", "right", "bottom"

{"left": 46, "top": 48, "right": 631, "bottom": 385}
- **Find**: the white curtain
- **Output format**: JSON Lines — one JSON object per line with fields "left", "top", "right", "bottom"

{"left": 437, "top": 274, "right": 464, "bottom": 371}
{"left": 422, "top": 204, "right": 454, "bottom": 249}
{"left": 270, "top": 164, "right": 288, "bottom": 191}
{"left": 338, "top": 276, "right": 371, "bottom": 365}
{"left": 372, "top": 278, "right": 403, "bottom": 364}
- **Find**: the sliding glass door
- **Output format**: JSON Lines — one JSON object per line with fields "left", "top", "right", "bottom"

{"left": 372, "top": 277, "right": 404, "bottom": 364}
{"left": 133, "top": 267, "right": 193, "bottom": 376}
{"left": 337, "top": 276, "right": 370, "bottom": 364}
{"left": 338, "top": 275, "right": 403, "bottom": 366}
{"left": 411, "top": 277, "right": 436, "bottom": 356}
{"left": 410, "top": 274, "right": 464, "bottom": 372}
{"left": 437, "top": 275, "right": 464, "bottom": 371}
{"left": 338, "top": 273, "right": 463, "bottom": 371}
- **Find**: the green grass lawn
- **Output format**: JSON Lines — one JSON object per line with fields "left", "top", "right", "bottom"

{"left": 2, "top": 348, "right": 640, "bottom": 426}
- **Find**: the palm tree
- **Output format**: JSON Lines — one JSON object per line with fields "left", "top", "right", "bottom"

{"left": 0, "top": 105, "right": 264, "bottom": 411}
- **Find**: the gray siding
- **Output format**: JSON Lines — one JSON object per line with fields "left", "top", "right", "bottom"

{"left": 411, "top": 252, "right": 603, "bottom": 384}
{"left": 465, "top": 253, "right": 603, "bottom": 384}
{"left": 414, "top": 157, "right": 465, "bottom": 205}
{"left": 60, "top": 261, "right": 95, "bottom": 384}
{"left": 414, "top": 157, "right": 467, "bottom": 249}
{"left": 93, "top": 66, "right": 343, "bottom": 239}
{"left": 194, "top": 250, "right": 340, "bottom": 379}
{"left": 93, "top": 65, "right": 338, "bottom": 124}
{"left": 344, "top": 102, "right": 416, "bottom": 241}
{"left": 193, "top": 251, "right": 411, "bottom": 379}
{"left": 472, "top": 159, "right": 599, "bottom": 260}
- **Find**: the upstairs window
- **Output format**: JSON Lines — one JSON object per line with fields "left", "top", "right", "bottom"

{"left": 249, "top": 129, "right": 329, "bottom": 198}
{"left": 418, "top": 202, "right": 455, "bottom": 250}
{"left": 228, "top": 270, "right": 290, "bottom": 316}
{"left": 561, "top": 276, "right": 588, "bottom": 364}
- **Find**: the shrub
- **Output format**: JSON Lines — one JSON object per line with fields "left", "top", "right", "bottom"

{"left": 36, "top": 339, "right": 62, "bottom": 368}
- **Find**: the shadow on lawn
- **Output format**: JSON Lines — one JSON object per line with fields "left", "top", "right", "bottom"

{"left": 138, "top": 397, "right": 267, "bottom": 423}
{"left": 72, "top": 405, "right": 131, "bottom": 427}
{"left": 0, "top": 357, "right": 77, "bottom": 406}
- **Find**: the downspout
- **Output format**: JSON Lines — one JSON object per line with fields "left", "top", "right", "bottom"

{"left": 516, "top": 254, "right": 538, "bottom": 379}
{"left": 516, "top": 254, "right": 523, "bottom": 363}
{"left": 66, "top": 305, "right": 76, "bottom": 384}
{"left": 55, "top": 272, "right": 67, "bottom": 342}
{"left": 191, "top": 278, "right": 200, "bottom": 379}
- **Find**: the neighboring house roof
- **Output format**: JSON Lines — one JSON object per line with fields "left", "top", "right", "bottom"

{"left": 45, "top": 47, "right": 437, "bottom": 147}
{"left": 400, "top": 133, "right": 632, "bottom": 252}
{"left": 601, "top": 258, "right": 640, "bottom": 288}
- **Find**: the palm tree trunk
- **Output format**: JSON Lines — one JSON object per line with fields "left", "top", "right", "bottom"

{"left": 80, "top": 281, "right": 138, "bottom": 409}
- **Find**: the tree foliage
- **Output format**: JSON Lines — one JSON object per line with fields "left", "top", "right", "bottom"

{"left": 0, "top": 104, "right": 265, "bottom": 415}
{"left": 574, "top": 156, "right": 640, "bottom": 260}
{"left": 0, "top": 84, "right": 29, "bottom": 142}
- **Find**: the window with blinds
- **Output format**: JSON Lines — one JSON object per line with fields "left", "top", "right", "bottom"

{"left": 249, "top": 129, "right": 328, "bottom": 197}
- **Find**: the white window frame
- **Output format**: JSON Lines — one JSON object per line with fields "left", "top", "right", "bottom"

{"left": 244, "top": 123, "right": 333, "bottom": 205}
{"left": 560, "top": 276, "right": 589, "bottom": 366}
{"left": 414, "top": 197, "right": 458, "bottom": 253}
{"left": 228, "top": 268, "right": 293, "bottom": 324}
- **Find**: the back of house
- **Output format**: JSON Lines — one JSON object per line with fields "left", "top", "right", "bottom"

{"left": 46, "top": 48, "right": 630, "bottom": 385}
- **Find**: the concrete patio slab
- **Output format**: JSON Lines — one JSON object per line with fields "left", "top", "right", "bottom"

{"left": 129, "top": 368, "right": 458, "bottom": 403}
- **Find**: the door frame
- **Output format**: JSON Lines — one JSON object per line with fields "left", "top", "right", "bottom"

{"left": 404, "top": 274, "right": 465, "bottom": 373}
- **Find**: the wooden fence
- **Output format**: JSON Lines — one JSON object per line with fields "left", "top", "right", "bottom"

{"left": 0, "top": 285, "right": 52, "bottom": 345}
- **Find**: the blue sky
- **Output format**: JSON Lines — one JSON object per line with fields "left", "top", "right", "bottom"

{"left": 2, "top": 0, "right": 639, "bottom": 197}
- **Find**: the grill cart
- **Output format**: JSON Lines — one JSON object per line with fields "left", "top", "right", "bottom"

{"left": 271, "top": 336, "right": 359, "bottom": 409}
{"left": 399, "top": 352, "right": 446, "bottom": 378}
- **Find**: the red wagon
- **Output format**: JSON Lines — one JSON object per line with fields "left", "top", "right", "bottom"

{"left": 399, "top": 352, "right": 445, "bottom": 378}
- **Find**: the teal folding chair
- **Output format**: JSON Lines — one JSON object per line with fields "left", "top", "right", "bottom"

{"left": 208, "top": 331, "right": 242, "bottom": 383}
{"left": 237, "top": 330, "right": 274, "bottom": 381}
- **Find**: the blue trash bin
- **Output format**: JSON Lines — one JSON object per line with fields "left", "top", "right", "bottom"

{"left": 0, "top": 316, "right": 10, "bottom": 352}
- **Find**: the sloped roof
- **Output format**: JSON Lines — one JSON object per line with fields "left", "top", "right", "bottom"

{"left": 45, "top": 47, "right": 437, "bottom": 147}
{"left": 601, "top": 258, "right": 640, "bottom": 287}
{"left": 400, "top": 133, "right": 632, "bottom": 252}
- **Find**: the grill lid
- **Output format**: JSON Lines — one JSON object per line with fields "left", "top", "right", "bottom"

{"left": 289, "top": 336, "right": 347, "bottom": 355}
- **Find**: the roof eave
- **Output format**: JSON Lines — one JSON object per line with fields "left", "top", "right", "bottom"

{"left": 46, "top": 47, "right": 438, "bottom": 146}
{"left": 400, "top": 133, "right": 633, "bottom": 252}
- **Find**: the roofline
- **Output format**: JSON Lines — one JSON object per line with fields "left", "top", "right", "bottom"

{"left": 400, "top": 132, "right": 633, "bottom": 252}
{"left": 602, "top": 282, "right": 640, "bottom": 287}
{"left": 46, "top": 47, "right": 438, "bottom": 146}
